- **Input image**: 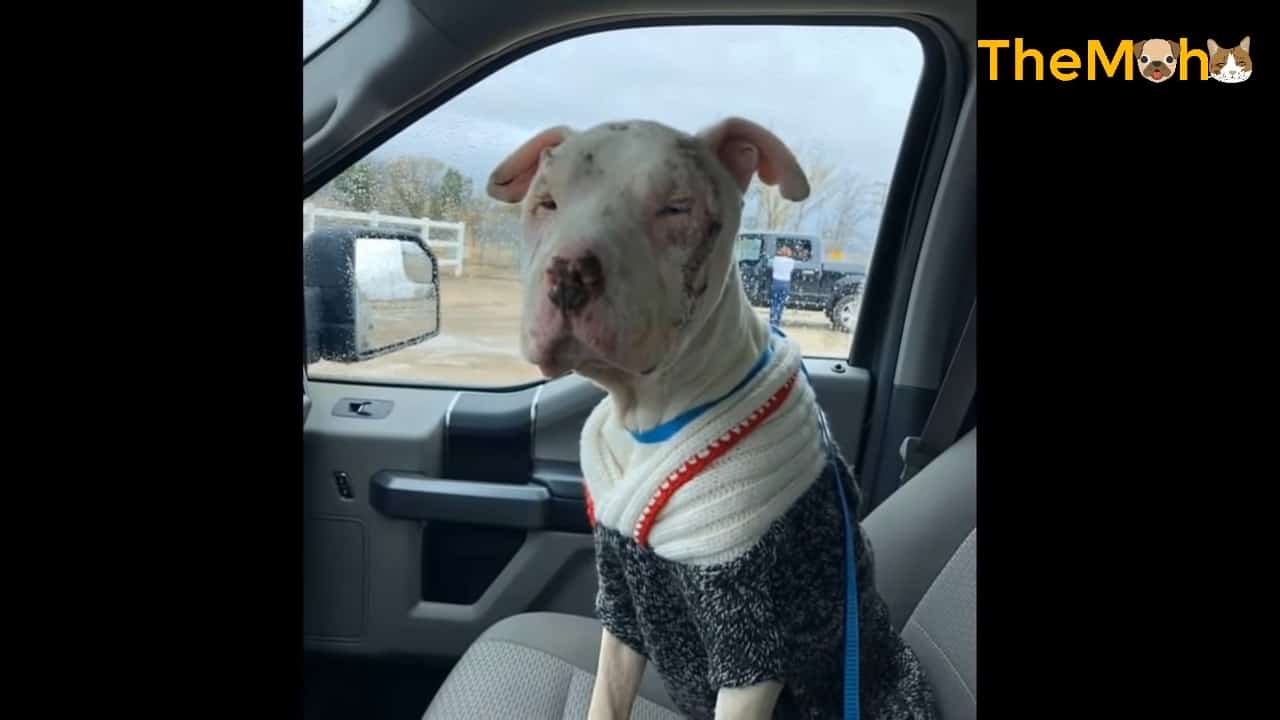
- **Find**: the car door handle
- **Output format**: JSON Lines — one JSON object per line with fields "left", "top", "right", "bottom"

{"left": 370, "top": 472, "right": 551, "bottom": 529}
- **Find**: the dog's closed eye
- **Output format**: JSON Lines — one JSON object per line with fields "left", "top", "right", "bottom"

{"left": 657, "top": 199, "right": 692, "bottom": 217}
{"left": 534, "top": 196, "right": 557, "bottom": 214}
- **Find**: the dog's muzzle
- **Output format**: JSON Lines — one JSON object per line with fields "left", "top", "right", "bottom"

{"left": 546, "top": 253, "right": 604, "bottom": 313}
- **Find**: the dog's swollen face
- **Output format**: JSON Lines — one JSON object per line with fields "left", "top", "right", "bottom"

{"left": 487, "top": 118, "right": 809, "bottom": 423}
{"left": 492, "top": 122, "right": 728, "bottom": 381}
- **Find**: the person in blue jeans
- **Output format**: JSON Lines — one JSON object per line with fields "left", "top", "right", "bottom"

{"left": 769, "top": 245, "right": 795, "bottom": 327}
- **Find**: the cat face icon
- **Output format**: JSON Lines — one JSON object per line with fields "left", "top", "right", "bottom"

{"left": 1208, "top": 37, "right": 1252, "bottom": 83}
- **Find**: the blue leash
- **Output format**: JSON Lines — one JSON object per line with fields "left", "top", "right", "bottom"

{"left": 776, "top": 327, "right": 860, "bottom": 719}
{"left": 829, "top": 414, "right": 861, "bottom": 720}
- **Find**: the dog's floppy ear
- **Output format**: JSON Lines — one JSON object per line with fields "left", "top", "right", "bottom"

{"left": 1169, "top": 41, "right": 1180, "bottom": 60}
{"left": 697, "top": 117, "right": 810, "bottom": 201}
{"left": 487, "top": 126, "right": 573, "bottom": 202}
{"left": 1134, "top": 39, "right": 1147, "bottom": 57}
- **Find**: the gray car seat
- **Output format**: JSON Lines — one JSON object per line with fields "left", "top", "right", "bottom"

{"left": 423, "top": 428, "right": 976, "bottom": 719}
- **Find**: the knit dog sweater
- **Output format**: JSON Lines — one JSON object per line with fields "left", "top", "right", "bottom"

{"left": 580, "top": 333, "right": 939, "bottom": 719}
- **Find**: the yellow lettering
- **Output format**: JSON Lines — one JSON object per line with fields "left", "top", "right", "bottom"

{"left": 1088, "top": 39, "right": 1131, "bottom": 80}
{"left": 1015, "top": 38, "right": 1044, "bottom": 80}
{"left": 1050, "top": 49, "right": 1081, "bottom": 80}
{"left": 978, "top": 39, "right": 1010, "bottom": 80}
{"left": 1179, "top": 38, "right": 1208, "bottom": 80}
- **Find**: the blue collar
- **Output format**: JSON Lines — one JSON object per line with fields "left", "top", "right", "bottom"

{"left": 628, "top": 326, "right": 788, "bottom": 444}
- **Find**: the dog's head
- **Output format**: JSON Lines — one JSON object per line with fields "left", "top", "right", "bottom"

{"left": 1135, "top": 38, "right": 1179, "bottom": 82}
{"left": 486, "top": 118, "right": 809, "bottom": 382}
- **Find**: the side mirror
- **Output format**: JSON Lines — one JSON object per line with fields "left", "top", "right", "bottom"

{"left": 304, "top": 227, "right": 441, "bottom": 364}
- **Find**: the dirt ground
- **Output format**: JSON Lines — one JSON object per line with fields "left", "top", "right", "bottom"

{"left": 309, "top": 269, "right": 857, "bottom": 387}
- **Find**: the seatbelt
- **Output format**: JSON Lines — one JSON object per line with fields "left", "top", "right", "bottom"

{"left": 899, "top": 300, "right": 976, "bottom": 483}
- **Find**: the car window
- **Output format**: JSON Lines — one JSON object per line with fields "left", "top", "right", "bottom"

{"left": 303, "top": 0, "right": 373, "bottom": 59}
{"left": 734, "top": 233, "right": 764, "bottom": 263}
{"left": 778, "top": 237, "right": 815, "bottom": 261}
{"left": 304, "top": 24, "right": 924, "bottom": 388}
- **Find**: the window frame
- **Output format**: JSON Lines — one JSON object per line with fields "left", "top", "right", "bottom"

{"left": 303, "top": 0, "right": 379, "bottom": 64}
{"left": 302, "top": 15, "right": 956, "bottom": 394}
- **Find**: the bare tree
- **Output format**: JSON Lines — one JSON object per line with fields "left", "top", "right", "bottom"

{"left": 743, "top": 181, "right": 795, "bottom": 230}
{"left": 820, "top": 177, "right": 888, "bottom": 257}
{"left": 466, "top": 197, "right": 524, "bottom": 268}
{"left": 786, "top": 148, "right": 839, "bottom": 232}
{"left": 378, "top": 155, "right": 446, "bottom": 218}
{"left": 741, "top": 145, "right": 845, "bottom": 235}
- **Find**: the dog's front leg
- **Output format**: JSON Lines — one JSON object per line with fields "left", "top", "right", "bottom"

{"left": 588, "top": 628, "right": 647, "bottom": 720}
{"left": 714, "top": 681, "right": 784, "bottom": 720}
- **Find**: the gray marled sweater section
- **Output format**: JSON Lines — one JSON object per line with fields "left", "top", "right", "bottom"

{"left": 593, "top": 438, "right": 937, "bottom": 720}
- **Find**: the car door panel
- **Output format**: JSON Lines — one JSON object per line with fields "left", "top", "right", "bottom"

{"left": 303, "top": 360, "right": 872, "bottom": 663}
{"left": 532, "top": 374, "right": 606, "bottom": 464}
{"left": 304, "top": 381, "right": 448, "bottom": 655}
{"left": 304, "top": 380, "right": 596, "bottom": 660}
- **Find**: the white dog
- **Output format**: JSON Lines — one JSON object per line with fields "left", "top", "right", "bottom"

{"left": 488, "top": 118, "right": 936, "bottom": 720}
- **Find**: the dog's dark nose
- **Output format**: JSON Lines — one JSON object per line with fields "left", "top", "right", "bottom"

{"left": 1150, "top": 60, "right": 1164, "bottom": 68}
{"left": 546, "top": 253, "right": 604, "bottom": 313}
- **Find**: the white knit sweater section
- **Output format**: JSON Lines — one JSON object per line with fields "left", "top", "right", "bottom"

{"left": 580, "top": 334, "right": 827, "bottom": 566}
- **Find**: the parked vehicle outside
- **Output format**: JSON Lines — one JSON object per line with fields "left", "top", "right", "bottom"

{"left": 734, "top": 230, "right": 867, "bottom": 332}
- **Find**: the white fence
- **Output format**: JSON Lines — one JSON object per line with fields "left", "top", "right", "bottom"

{"left": 303, "top": 204, "right": 467, "bottom": 277}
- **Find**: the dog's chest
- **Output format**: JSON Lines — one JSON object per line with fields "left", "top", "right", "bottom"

{"left": 580, "top": 366, "right": 828, "bottom": 566}
{"left": 591, "top": 452, "right": 850, "bottom": 719}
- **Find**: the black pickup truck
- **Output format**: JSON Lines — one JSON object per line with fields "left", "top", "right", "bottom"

{"left": 734, "top": 231, "right": 867, "bottom": 333}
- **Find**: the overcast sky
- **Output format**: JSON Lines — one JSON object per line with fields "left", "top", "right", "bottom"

{"left": 305, "top": 8, "right": 924, "bottom": 236}
{"left": 375, "top": 25, "right": 921, "bottom": 194}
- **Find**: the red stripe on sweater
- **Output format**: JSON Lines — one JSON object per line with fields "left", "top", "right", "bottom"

{"left": 631, "top": 370, "right": 799, "bottom": 548}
